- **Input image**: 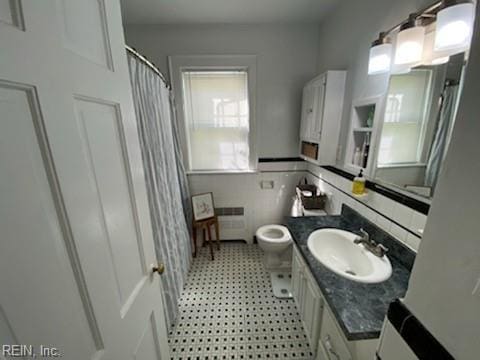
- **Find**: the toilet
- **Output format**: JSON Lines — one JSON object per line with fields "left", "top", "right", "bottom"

{"left": 256, "top": 224, "right": 293, "bottom": 298}
{"left": 256, "top": 224, "right": 292, "bottom": 268}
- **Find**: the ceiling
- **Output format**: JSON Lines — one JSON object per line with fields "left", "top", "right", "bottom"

{"left": 120, "top": 0, "right": 338, "bottom": 25}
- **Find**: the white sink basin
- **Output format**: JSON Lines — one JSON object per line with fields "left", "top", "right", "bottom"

{"left": 307, "top": 228, "right": 392, "bottom": 284}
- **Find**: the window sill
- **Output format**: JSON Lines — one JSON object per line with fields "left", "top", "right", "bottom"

{"left": 186, "top": 169, "right": 258, "bottom": 175}
{"left": 377, "top": 163, "right": 427, "bottom": 169}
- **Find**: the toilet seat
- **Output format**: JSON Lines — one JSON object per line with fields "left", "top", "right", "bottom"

{"left": 256, "top": 225, "right": 291, "bottom": 243}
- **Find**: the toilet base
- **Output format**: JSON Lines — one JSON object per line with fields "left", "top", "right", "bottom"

{"left": 263, "top": 247, "right": 292, "bottom": 270}
{"left": 270, "top": 271, "right": 293, "bottom": 299}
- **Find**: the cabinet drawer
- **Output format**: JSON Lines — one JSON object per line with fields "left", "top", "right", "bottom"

{"left": 319, "top": 308, "right": 352, "bottom": 360}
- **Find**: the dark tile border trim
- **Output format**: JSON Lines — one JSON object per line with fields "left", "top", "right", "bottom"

{"left": 259, "top": 170, "right": 305, "bottom": 173}
{"left": 321, "top": 166, "right": 430, "bottom": 215}
{"left": 387, "top": 299, "right": 454, "bottom": 359}
{"left": 307, "top": 169, "right": 422, "bottom": 240}
{"left": 321, "top": 165, "right": 356, "bottom": 181}
{"left": 258, "top": 157, "right": 305, "bottom": 162}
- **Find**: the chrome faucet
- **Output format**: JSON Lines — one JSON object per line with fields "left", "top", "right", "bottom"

{"left": 354, "top": 228, "right": 389, "bottom": 257}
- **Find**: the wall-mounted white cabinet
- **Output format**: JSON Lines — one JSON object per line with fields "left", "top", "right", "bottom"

{"left": 292, "top": 245, "right": 378, "bottom": 360}
{"left": 299, "top": 71, "right": 346, "bottom": 165}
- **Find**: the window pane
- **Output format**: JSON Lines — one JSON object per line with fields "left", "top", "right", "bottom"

{"left": 182, "top": 71, "right": 250, "bottom": 170}
{"left": 379, "top": 69, "right": 432, "bottom": 165}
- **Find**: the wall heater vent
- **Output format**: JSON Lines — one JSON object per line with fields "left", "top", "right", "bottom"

{"left": 215, "top": 207, "right": 246, "bottom": 240}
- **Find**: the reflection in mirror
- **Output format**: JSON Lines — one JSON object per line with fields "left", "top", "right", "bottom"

{"left": 375, "top": 53, "right": 465, "bottom": 198}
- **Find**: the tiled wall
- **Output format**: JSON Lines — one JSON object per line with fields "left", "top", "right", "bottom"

{"left": 188, "top": 161, "right": 427, "bottom": 252}
{"left": 187, "top": 161, "right": 307, "bottom": 243}
{"left": 307, "top": 164, "right": 426, "bottom": 252}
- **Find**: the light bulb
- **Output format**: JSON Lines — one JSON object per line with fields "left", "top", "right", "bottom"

{"left": 435, "top": 2, "right": 475, "bottom": 53}
{"left": 395, "top": 25, "right": 425, "bottom": 66}
{"left": 368, "top": 41, "right": 393, "bottom": 75}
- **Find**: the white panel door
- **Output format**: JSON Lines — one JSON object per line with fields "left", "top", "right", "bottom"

{"left": 311, "top": 76, "right": 326, "bottom": 142}
{"left": 301, "top": 271, "right": 323, "bottom": 355}
{"left": 0, "top": 1, "right": 169, "bottom": 359}
{"left": 291, "top": 248, "right": 304, "bottom": 310}
{"left": 300, "top": 85, "right": 316, "bottom": 141}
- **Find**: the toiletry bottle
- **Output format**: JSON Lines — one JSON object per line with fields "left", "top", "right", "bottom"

{"left": 362, "top": 133, "right": 370, "bottom": 168}
{"left": 353, "top": 147, "right": 362, "bottom": 166}
{"left": 352, "top": 169, "right": 366, "bottom": 195}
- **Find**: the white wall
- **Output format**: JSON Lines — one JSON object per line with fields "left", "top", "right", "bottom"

{"left": 401, "top": 5, "right": 480, "bottom": 359}
{"left": 124, "top": 23, "right": 319, "bottom": 158}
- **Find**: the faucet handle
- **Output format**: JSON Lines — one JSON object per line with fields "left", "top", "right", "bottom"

{"left": 377, "top": 243, "right": 389, "bottom": 256}
{"left": 359, "top": 228, "right": 369, "bottom": 239}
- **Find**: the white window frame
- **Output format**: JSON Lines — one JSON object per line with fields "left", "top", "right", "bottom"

{"left": 169, "top": 55, "right": 257, "bottom": 173}
{"left": 377, "top": 68, "right": 434, "bottom": 167}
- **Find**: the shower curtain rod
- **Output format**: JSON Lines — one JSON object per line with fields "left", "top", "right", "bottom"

{"left": 126, "top": 45, "right": 171, "bottom": 89}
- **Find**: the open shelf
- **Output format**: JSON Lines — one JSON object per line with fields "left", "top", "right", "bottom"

{"left": 349, "top": 131, "right": 371, "bottom": 169}
{"left": 345, "top": 96, "right": 382, "bottom": 175}
{"left": 352, "top": 103, "right": 376, "bottom": 129}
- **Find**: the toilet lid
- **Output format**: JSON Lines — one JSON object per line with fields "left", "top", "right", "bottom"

{"left": 256, "top": 225, "right": 291, "bottom": 243}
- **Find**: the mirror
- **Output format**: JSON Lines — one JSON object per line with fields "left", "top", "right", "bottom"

{"left": 374, "top": 53, "right": 465, "bottom": 199}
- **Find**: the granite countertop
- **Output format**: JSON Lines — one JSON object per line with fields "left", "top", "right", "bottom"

{"left": 285, "top": 205, "right": 415, "bottom": 341}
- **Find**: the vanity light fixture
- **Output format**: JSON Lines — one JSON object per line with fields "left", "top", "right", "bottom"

{"left": 434, "top": 0, "right": 475, "bottom": 54}
{"left": 366, "top": 0, "right": 475, "bottom": 76}
{"left": 368, "top": 32, "right": 393, "bottom": 75}
{"left": 394, "top": 14, "right": 426, "bottom": 66}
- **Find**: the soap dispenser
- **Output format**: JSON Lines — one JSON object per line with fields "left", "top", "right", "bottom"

{"left": 352, "top": 169, "right": 366, "bottom": 195}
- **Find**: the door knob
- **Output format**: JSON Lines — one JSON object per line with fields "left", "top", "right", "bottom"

{"left": 152, "top": 263, "right": 165, "bottom": 275}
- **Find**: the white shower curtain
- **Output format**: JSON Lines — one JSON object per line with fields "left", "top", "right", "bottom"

{"left": 127, "top": 52, "right": 191, "bottom": 327}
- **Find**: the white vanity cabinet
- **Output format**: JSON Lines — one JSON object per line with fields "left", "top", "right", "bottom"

{"left": 292, "top": 246, "right": 324, "bottom": 354}
{"left": 292, "top": 245, "right": 378, "bottom": 360}
{"left": 299, "top": 71, "right": 346, "bottom": 165}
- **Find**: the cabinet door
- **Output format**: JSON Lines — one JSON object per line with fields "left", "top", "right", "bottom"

{"left": 315, "top": 339, "right": 330, "bottom": 360}
{"left": 300, "top": 85, "right": 316, "bottom": 141}
{"left": 302, "top": 270, "right": 324, "bottom": 354}
{"left": 319, "top": 308, "right": 353, "bottom": 360}
{"left": 310, "top": 76, "right": 327, "bottom": 142}
{"left": 291, "top": 249, "right": 304, "bottom": 311}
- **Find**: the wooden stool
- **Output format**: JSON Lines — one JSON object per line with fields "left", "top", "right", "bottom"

{"left": 192, "top": 216, "right": 220, "bottom": 260}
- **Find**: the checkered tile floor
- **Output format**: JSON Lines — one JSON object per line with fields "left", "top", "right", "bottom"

{"left": 168, "top": 242, "right": 313, "bottom": 360}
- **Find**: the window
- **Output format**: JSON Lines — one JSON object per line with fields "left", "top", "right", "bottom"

{"left": 170, "top": 55, "right": 256, "bottom": 173}
{"left": 181, "top": 71, "right": 250, "bottom": 171}
{"left": 378, "top": 69, "right": 433, "bottom": 166}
